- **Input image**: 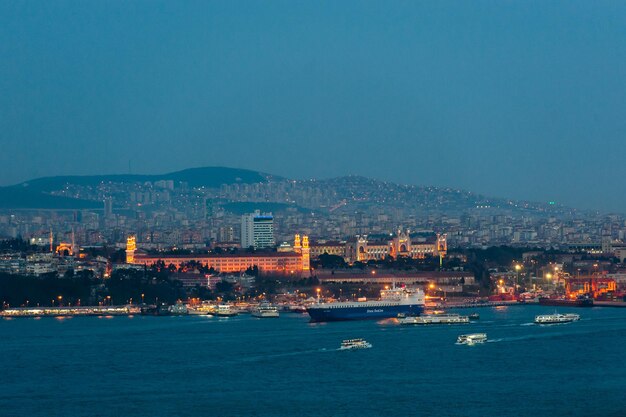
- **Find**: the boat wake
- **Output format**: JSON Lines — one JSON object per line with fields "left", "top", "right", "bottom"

{"left": 238, "top": 347, "right": 331, "bottom": 363}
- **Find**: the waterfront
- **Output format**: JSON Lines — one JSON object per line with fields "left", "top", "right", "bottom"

{"left": 2, "top": 306, "right": 625, "bottom": 417}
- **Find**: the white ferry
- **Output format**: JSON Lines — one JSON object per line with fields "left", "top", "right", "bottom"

{"left": 534, "top": 313, "right": 580, "bottom": 324}
{"left": 339, "top": 339, "right": 372, "bottom": 350}
{"left": 456, "top": 333, "right": 487, "bottom": 345}
{"left": 213, "top": 304, "right": 238, "bottom": 317}
{"left": 400, "top": 313, "right": 470, "bottom": 325}
{"left": 251, "top": 303, "right": 280, "bottom": 318}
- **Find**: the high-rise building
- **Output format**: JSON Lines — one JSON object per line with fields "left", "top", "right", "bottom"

{"left": 241, "top": 210, "right": 275, "bottom": 249}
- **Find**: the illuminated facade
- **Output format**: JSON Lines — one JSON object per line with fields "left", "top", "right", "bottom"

{"left": 313, "top": 230, "right": 447, "bottom": 264}
{"left": 126, "top": 235, "right": 136, "bottom": 264}
{"left": 126, "top": 234, "right": 310, "bottom": 275}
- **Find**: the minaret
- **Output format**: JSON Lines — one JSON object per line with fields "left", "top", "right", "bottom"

{"left": 301, "top": 235, "right": 310, "bottom": 271}
{"left": 126, "top": 235, "right": 136, "bottom": 264}
{"left": 436, "top": 233, "right": 447, "bottom": 266}
{"left": 49, "top": 228, "right": 53, "bottom": 253}
{"left": 294, "top": 234, "right": 302, "bottom": 254}
{"left": 71, "top": 227, "right": 76, "bottom": 256}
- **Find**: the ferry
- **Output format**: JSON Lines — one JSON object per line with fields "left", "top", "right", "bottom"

{"left": 400, "top": 313, "right": 469, "bottom": 325}
{"left": 212, "top": 304, "right": 238, "bottom": 317}
{"left": 187, "top": 307, "right": 208, "bottom": 315}
{"left": 456, "top": 333, "right": 487, "bottom": 345}
{"left": 307, "top": 286, "right": 425, "bottom": 322}
{"left": 339, "top": 339, "right": 372, "bottom": 350}
{"left": 168, "top": 304, "right": 188, "bottom": 315}
{"left": 535, "top": 313, "right": 580, "bottom": 324}
{"left": 251, "top": 303, "right": 280, "bottom": 318}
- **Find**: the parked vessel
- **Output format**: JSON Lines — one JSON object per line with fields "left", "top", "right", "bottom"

{"left": 187, "top": 307, "right": 208, "bottom": 315}
{"left": 400, "top": 313, "right": 469, "bottom": 325}
{"left": 307, "top": 286, "right": 425, "bottom": 322}
{"left": 456, "top": 333, "right": 487, "bottom": 345}
{"left": 251, "top": 303, "right": 280, "bottom": 318}
{"left": 539, "top": 296, "right": 593, "bottom": 307}
{"left": 212, "top": 304, "right": 238, "bottom": 317}
{"left": 339, "top": 339, "right": 372, "bottom": 350}
{"left": 468, "top": 313, "right": 480, "bottom": 320}
{"left": 535, "top": 313, "right": 580, "bottom": 324}
{"left": 168, "top": 304, "right": 188, "bottom": 315}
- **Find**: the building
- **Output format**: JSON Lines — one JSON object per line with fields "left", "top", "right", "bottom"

{"left": 126, "top": 233, "right": 310, "bottom": 276}
{"left": 310, "top": 230, "right": 447, "bottom": 264}
{"left": 241, "top": 210, "right": 275, "bottom": 249}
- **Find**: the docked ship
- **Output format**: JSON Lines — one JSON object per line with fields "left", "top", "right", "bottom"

{"left": 538, "top": 296, "right": 594, "bottom": 307}
{"left": 306, "top": 286, "right": 425, "bottom": 322}
{"left": 212, "top": 304, "right": 238, "bottom": 317}
{"left": 251, "top": 303, "right": 280, "bottom": 318}
{"left": 400, "top": 313, "right": 469, "bottom": 325}
{"left": 535, "top": 313, "right": 580, "bottom": 324}
{"left": 168, "top": 303, "right": 188, "bottom": 315}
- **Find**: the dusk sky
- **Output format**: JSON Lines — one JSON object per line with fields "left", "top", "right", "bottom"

{"left": 1, "top": 1, "right": 625, "bottom": 211}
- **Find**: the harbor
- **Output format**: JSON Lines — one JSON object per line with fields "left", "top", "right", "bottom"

{"left": 2, "top": 304, "right": 625, "bottom": 417}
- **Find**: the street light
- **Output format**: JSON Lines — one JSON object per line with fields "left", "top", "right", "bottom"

{"left": 514, "top": 264, "right": 522, "bottom": 293}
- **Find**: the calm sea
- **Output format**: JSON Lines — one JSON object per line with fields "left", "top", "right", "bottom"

{"left": 1, "top": 306, "right": 625, "bottom": 417}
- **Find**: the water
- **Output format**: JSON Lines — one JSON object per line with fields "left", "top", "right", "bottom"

{"left": 2, "top": 306, "right": 625, "bottom": 417}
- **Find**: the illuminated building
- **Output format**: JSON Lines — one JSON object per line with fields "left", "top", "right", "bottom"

{"left": 126, "top": 235, "right": 136, "bottom": 264}
{"left": 311, "top": 230, "right": 447, "bottom": 264}
{"left": 241, "top": 210, "right": 275, "bottom": 249}
{"left": 126, "top": 234, "right": 310, "bottom": 275}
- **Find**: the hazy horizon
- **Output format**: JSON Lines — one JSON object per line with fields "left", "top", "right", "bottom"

{"left": 2, "top": 1, "right": 625, "bottom": 211}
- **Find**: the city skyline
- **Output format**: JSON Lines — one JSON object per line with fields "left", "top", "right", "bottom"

{"left": 2, "top": 2, "right": 626, "bottom": 211}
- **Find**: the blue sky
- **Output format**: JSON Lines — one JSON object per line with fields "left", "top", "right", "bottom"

{"left": 1, "top": 1, "right": 625, "bottom": 211}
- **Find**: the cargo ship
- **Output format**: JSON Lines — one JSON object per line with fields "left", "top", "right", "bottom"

{"left": 538, "top": 296, "right": 594, "bottom": 307}
{"left": 306, "top": 286, "right": 424, "bottom": 322}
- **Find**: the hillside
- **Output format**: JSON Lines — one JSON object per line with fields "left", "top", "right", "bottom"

{"left": 0, "top": 167, "right": 273, "bottom": 209}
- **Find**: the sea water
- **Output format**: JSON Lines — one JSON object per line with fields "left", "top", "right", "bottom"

{"left": 1, "top": 306, "right": 625, "bottom": 416}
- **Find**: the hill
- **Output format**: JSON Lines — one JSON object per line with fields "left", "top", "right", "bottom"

{"left": 0, "top": 167, "right": 273, "bottom": 209}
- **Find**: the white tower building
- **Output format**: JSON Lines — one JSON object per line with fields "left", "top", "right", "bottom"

{"left": 241, "top": 210, "right": 275, "bottom": 249}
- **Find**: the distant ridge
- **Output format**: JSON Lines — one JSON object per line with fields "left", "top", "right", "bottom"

{"left": 14, "top": 167, "right": 273, "bottom": 192}
{"left": 0, "top": 167, "right": 274, "bottom": 209}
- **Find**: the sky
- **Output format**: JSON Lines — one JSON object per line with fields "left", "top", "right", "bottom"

{"left": 1, "top": 1, "right": 625, "bottom": 211}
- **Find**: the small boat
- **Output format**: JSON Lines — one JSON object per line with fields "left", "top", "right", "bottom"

{"left": 339, "top": 339, "right": 372, "bottom": 350}
{"left": 251, "top": 303, "right": 280, "bottom": 318}
{"left": 535, "top": 313, "right": 580, "bottom": 324}
{"left": 456, "top": 333, "right": 487, "bottom": 345}
{"left": 468, "top": 313, "right": 480, "bottom": 321}
{"left": 400, "top": 313, "right": 469, "bottom": 325}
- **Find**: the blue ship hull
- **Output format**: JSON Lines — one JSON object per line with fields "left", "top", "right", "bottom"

{"left": 307, "top": 304, "right": 423, "bottom": 322}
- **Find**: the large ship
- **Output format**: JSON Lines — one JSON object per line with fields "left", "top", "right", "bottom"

{"left": 306, "top": 286, "right": 425, "bottom": 322}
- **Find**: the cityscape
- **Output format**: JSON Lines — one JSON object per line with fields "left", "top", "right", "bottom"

{"left": 2, "top": 2, "right": 626, "bottom": 417}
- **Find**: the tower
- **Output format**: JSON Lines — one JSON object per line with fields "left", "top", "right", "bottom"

{"left": 436, "top": 233, "right": 447, "bottom": 266}
{"left": 301, "top": 235, "right": 310, "bottom": 271}
{"left": 126, "top": 235, "right": 136, "bottom": 264}
{"left": 241, "top": 210, "right": 275, "bottom": 249}
{"left": 294, "top": 234, "right": 302, "bottom": 253}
